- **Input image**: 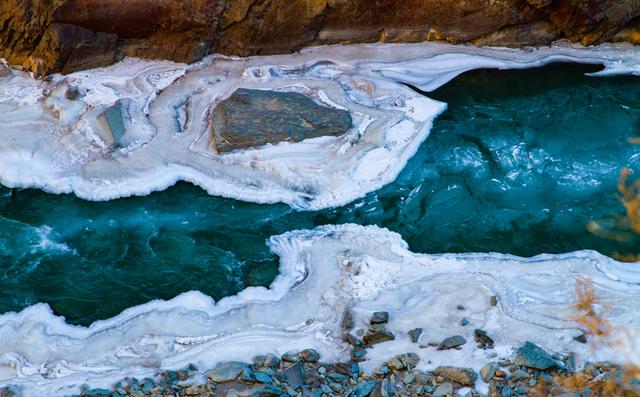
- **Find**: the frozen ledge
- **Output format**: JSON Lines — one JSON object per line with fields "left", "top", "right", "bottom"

{"left": 0, "top": 224, "right": 638, "bottom": 396}
{"left": 0, "top": 42, "right": 639, "bottom": 210}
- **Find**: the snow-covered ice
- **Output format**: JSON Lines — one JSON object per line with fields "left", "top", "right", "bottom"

{"left": 1, "top": 42, "right": 640, "bottom": 210}
{"left": 0, "top": 224, "right": 639, "bottom": 396}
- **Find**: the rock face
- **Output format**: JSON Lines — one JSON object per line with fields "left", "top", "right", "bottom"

{"left": 209, "top": 88, "right": 352, "bottom": 153}
{"left": 1, "top": 0, "right": 639, "bottom": 75}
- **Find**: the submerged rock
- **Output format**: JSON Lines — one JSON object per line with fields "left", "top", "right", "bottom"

{"left": 210, "top": 88, "right": 352, "bottom": 153}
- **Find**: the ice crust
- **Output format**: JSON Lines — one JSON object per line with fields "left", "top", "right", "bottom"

{"left": 0, "top": 224, "right": 639, "bottom": 396}
{"left": 1, "top": 43, "right": 640, "bottom": 210}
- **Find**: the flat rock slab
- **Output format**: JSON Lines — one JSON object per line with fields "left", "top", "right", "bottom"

{"left": 210, "top": 88, "right": 352, "bottom": 153}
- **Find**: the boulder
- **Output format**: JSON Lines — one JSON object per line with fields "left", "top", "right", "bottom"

{"left": 210, "top": 89, "right": 352, "bottom": 153}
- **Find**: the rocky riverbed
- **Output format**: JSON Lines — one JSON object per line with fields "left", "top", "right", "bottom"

{"left": 11, "top": 312, "right": 636, "bottom": 397}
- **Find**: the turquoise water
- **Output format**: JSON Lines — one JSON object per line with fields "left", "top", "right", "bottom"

{"left": 1, "top": 63, "right": 639, "bottom": 325}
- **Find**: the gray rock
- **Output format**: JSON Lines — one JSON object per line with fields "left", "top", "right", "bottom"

{"left": 281, "top": 351, "right": 299, "bottom": 363}
{"left": 370, "top": 311, "right": 389, "bottom": 324}
{"left": 434, "top": 366, "right": 478, "bottom": 386}
{"left": 300, "top": 349, "right": 320, "bottom": 362}
{"left": 408, "top": 328, "right": 423, "bottom": 343}
{"left": 207, "top": 361, "right": 249, "bottom": 383}
{"left": 480, "top": 362, "right": 499, "bottom": 382}
{"left": 65, "top": 86, "right": 85, "bottom": 100}
{"left": 210, "top": 88, "right": 352, "bottom": 153}
{"left": 341, "top": 309, "right": 355, "bottom": 330}
{"left": 356, "top": 380, "right": 377, "bottom": 397}
{"left": 432, "top": 382, "right": 454, "bottom": 397}
{"left": 510, "top": 369, "right": 530, "bottom": 382}
{"left": 388, "top": 353, "right": 420, "bottom": 371}
{"left": 514, "top": 342, "right": 563, "bottom": 370}
{"left": 474, "top": 329, "right": 495, "bottom": 349}
{"left": 437, "top": 335, "right": 467, "bottom": 350}
{"left": 284, "top": 362, "right": 305, "bottom": 390}
{"left": 254, "top": 372, "right": 273, "bottom": 383}
{"left": 573, "top": 333, "right": 588, "bottom": 344}
{"left": 363, "top": 324, "right": 395, "bottom": 346}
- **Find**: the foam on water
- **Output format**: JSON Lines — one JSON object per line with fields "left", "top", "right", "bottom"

{"left": 0, "top": 224, "right": 638, "bottom": 396}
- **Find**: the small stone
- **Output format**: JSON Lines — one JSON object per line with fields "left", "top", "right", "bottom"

{"left": 84, "top": 389, "right": 112, "bottom": 397}
{"left": 65, "top": 86, "right": 85, "bottom": 100}
{"left": 460, "top": 318, "right": 469, "bottom": 326}
{"left": 281, "top": 351, "right": 299, "bottom": 363}
{"left": 363, "top": 324, "right": 395, "bottom": 346}
{"left": 514, "top": 342, "right": 563, "bottom": 370}
{"left": 342, "top": 309, "right": 355, "bottom": 330}
{"left": 284, "top": 362, "right": 305, "bottom": 390}
{"left": 480, "top": 362, "right": 499, "bottom": 382}
{"left": 300, "top": 349, "right": 320, "bottom": 363}
{"left": 370, "top": 312, "right": 389, "bottom": 324}
{"left": 474, "top": 329, "right": 495, "bottom": 349}
{"left": 408, "top": 328, "right": 423, "bottom": 343}
{"left": 434, "top": 366, "right": 478, "bottom": 386}
{"left": 495, "top": 370, "right": 506, "bottom": 378}
{"left": 356, "top": 380, "right": 377, "bottom": 397}
{"left": 510, "top": 369, "right": 530, "bottom": 381}
{"left": 432, "top": 382, "right": 454, "bottom": 397}
{"left": 490, "top": 296, "right": 498, "bottom": 306}
{"left": 573, "top": 333, "right": 588, "bottom": 344}
{"left": 501, "top": 385, "right": 513, "bottom": 397}
{"left": 207, "top": 361, "right": 249, "bottom": 383}
{"left": 457, "top": 305, "right": 465, "bottom": 310}
{"left": 0, "top": 66, "right": 11, "bottom": 79}
{"left": 437, "top": 335, "right": 467, "bottom": 350}
{"left": 352, "top": 346, "right": 367, "bottom": 361}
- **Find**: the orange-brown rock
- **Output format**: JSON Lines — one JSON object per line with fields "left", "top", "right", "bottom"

{"left": 1, "top": 0, "right": 639, "bottom": 75}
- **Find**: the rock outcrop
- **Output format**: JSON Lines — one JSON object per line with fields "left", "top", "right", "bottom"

{"left": 1, "top": 0, "right": 640, "bottom": 75}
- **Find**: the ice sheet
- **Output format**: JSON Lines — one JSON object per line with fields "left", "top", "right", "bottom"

{"left": 1, "top": 42, "right": 639, "bottom": 210}
{"left": 0, "top": 224, "right": 638, "bottom": 396}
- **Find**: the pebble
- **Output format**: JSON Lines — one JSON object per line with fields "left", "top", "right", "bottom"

{"left": 408, "top": 328, "right": 423, "bottom": 343}
{"left": 432, "top": 382, "right": 454, "bottom": 397}
{"left": 370, "top": 311, "right": 389, "bottom": 324}
{"left": 437, "top": 335, "right": 467, "bottom": 350}
{"left": 480, "top": 362, "right": 499, "bottom": 382}
{"left": 434, "top": 366, "right": 478, "bottom": 386}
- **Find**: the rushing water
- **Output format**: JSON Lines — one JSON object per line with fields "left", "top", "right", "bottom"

{"left": 0, "top": 63, "right": 638, "bottom": 325}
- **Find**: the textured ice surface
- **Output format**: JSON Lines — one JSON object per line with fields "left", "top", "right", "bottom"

{"left": 0, "top": 224, "right": 638, "bottom": 396}
{"left": 1, "top": 43, "right": 640, "bottom": 209}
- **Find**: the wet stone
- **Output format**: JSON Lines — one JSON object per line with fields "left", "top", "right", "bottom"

{"left": 437, "top": 335, "right": 467, "bottom": 350}
{"left": 210, "top": 88, "right": 352, "bottom": 153}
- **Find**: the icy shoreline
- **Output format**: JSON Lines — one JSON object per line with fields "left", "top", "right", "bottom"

{"left": 0, "top": 224, "right": 638, "bottom": 396}
{"left": 1, "top": 42, "right": 640, "bottom": 210}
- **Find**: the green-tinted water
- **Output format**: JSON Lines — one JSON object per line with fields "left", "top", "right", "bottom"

{"left": 1, "top": 63, "right": 639, "bottom": 325}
